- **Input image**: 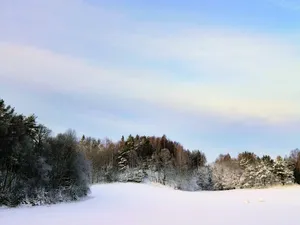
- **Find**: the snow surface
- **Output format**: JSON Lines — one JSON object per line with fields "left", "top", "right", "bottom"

{"left": 1, "top": 183, "right": 300, "bottom": 225}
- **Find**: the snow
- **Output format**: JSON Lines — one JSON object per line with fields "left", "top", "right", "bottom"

{"left": 1, "top": 183, "right": 300, "bottom": 225}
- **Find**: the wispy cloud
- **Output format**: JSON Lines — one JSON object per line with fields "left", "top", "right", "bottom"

{"left": 1, "top": 33, "right": 300, "bottom": 124}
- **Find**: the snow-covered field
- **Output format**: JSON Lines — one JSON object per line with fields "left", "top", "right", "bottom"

{"left": 1, "top": 183, "right": 300, "bottom": 225}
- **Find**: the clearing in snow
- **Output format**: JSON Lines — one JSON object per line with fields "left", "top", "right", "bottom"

{"left": 1, "top": 183, "right": 300, "bottom": 225}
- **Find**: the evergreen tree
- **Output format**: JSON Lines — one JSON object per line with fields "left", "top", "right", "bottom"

{"left": 255, "top": 160, "right": 275, "bottom": 187}
{"left": 239, "top": 158, "right": 257, "bottom": 188}
{"left": 289, "top": 149, "right": 300, "bottom": 184}
{"left": 273, "top": 157, "right": 294, "bottom": 185}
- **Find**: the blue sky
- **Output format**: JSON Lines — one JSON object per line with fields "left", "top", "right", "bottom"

{"left": 1, "top": 0, "right": 300, "bottom": 161}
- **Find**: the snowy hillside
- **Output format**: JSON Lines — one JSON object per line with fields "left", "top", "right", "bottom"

{"left": 1, "top": 183, "right": 300, "bottom": 225}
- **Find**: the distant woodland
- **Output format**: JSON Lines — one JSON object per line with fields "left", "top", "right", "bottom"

{"left": 1, "top": 98, "right": 300, "bottom": 207}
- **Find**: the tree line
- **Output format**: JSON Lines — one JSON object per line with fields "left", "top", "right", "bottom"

{"left": 1, "top": 98, "right": 300, "bottom": 206}
{"left": 0, "top": 99, "right": 91, "bottom": 206}
{"left": 80, "top": 134, "right": 300, "bottom": 191}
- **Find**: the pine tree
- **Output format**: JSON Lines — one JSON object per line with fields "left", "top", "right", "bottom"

{"left": 289, "top": 149, "right": 300, "bottom": 184}
{"left": 255, "top": 160, "right": 275, "bottom": 187}
{"left": 197, "top": 165, "right": 213, "bottom": 190}
{"left": 273, "top": 157, "right": 294, "bottom": 185}
{"left": 117, "top": 135, "right": 134, "bottom": 172}
{"left": 239, "top": 158, "right": 256, "bottom": 188}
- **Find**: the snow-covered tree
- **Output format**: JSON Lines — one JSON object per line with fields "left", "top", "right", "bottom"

{"left": 238, "top": 158, "right": 257, "bottom": 188}
{"left": 196, "top": 166, "right": 213, "bottom": 190}
{"left": 288, "top": 149, "right": 300, "bottom": 184}
{"left": 118, "top": 168, "right": 145, "bottom": 183}
{"left": 254, "top": 160, "right": 275, "bottom": 187}
{"left": 117, "top": 135, "right": 135, "bottom": 172}
{"left": 273, "top": 157, "right": 294, "bottom": 185}
{"left": 212, "top": 160, "right": 241, "bottom": 190}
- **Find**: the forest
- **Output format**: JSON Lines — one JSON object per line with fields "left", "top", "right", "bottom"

{"left": 1, "top": 98, "right": 300, "bottom": 207}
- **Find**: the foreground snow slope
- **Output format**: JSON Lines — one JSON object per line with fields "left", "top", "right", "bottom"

{"left": 1, "top": 183, "right": 300, "bottom": 225}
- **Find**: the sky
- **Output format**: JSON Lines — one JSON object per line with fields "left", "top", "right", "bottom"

{"left": 1, "top": 0, "right": 300, "bottom": 161}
